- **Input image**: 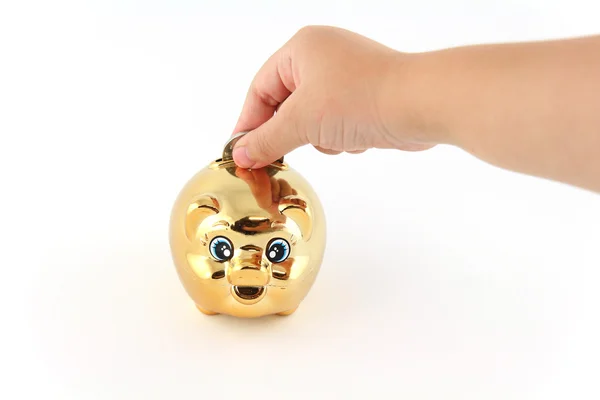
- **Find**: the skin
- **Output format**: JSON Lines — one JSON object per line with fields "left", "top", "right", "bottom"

{"left": 232, "top": 26, "right": 600, "bottom": 193}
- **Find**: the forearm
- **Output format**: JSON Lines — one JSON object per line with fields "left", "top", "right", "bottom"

{"left": 396, "top": 35, "right": 600, "bottom": 192}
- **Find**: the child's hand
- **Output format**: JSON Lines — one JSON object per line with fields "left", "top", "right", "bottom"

{"left": 231, "top": 26, "right": 600, "bottom": 193}
{"left": 231, "top": 26, "right": 435, "bottom": 169}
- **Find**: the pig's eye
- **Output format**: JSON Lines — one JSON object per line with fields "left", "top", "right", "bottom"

{"left": 266, "top": 238, "right": 290, "bottom": 263}
{"left": 209, "top": 236, "right": 234, "bottom": 262}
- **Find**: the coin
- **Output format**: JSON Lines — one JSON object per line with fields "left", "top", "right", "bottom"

{"left": 222, "top": 131, "right": 284, "bottom": 164}
{"left": 222, "top": 131, "right": 248, "bottom": 162}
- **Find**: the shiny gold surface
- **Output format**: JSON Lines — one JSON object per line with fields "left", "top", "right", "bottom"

{"left": 169, "top": 146, "right": 326, "bottom": 318}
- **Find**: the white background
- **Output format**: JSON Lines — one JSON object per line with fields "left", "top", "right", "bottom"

{"left": 1, "top": 1, "right": 599, "bottom": 399}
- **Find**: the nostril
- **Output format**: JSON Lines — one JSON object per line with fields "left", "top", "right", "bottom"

{"left": 211, "top": 270, "right": 225, "bottom": 279}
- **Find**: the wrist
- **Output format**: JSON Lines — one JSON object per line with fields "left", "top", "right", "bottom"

{"left": 379, "top": 50, "right": 459, "bottom": 148}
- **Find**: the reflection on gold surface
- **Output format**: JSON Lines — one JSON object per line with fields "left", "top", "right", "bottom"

{"left": 169, "top": 158, "right": 326, "bottom": 318}
{"left": 234, "top": 167, "right": 298, "bottom": 215}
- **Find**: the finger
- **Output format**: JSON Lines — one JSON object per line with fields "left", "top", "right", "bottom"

{"left": 278, "top": 179, "right": 294, "bottom": 198}
{"left": 346, "top": 149, "right": 366, "bottom": 154}
{"left": 314, "top": 145, "right": 342, "bottom": 155}
{"left": 235, "top": 167, "right": 254, "bottom": 182}
{"left": 232, "top": 93, "right": 307, "bottom": 168}
{"left": 250, "top": 169, "right": 274, "bottom": 209}
{"left": 270, "top": 176, "right": 281, "bottom": 203}
{"left": 232, "top": 47, "right": 296, "bottom": 135}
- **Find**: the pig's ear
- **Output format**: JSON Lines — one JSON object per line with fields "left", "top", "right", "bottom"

{"left": 278, "top": 196, "right": 313, "bottom": 241}
{"left": 185, "top": 195, "right": 220, "bottom": 241}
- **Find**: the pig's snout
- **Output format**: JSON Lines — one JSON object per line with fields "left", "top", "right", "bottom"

{"left": 226, "top": 246, "right": 270, "bottom": 287}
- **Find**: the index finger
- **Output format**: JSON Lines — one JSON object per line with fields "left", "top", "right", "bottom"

{"left": 232, "top": 46, "right": 297, "bottom": 135}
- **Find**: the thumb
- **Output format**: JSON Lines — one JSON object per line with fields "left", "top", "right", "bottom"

{"left": 232, "top": 98, "right": 306, "bottom": 168}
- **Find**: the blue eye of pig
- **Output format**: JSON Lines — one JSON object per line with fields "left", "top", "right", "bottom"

{"left": 209, "top": 236, "right": 234, "bottom": 262}
{"left": 266, "top": 238, "right": 290, "bottom": 263}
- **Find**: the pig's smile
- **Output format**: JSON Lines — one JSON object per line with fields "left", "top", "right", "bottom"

{"left": 231, "top": 285, "right": 266, "bottom": 305}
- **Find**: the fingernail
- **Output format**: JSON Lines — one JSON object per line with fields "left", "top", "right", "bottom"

{"left": 232, "top": 146, "right": 254, "bottom": 168}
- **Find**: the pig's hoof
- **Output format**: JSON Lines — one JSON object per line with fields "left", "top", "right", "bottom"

{"left": 277, "top": 307, "right": 298, "bottom": 316}
{"left": 196, "top": 305, "right": 218, "bottom": 315}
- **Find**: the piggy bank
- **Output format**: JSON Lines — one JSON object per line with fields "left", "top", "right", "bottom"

{"left": 168, "top": 133, "right": 326, "bottom": 318}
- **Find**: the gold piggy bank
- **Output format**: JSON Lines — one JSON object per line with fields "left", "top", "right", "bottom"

{"left": 168, "top": 133, "right": 326, "bottom": 318}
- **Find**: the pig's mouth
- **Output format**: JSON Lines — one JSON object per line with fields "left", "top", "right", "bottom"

{"left": 232, "top": 285, "right": 266, "bottom": 305}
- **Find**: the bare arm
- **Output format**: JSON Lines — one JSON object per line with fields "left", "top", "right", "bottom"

{"left": 394, "top": 35, "right": 600, "bottom": 192}
{"left": 232, "top": 27, "right": 600, "bottom": 193}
